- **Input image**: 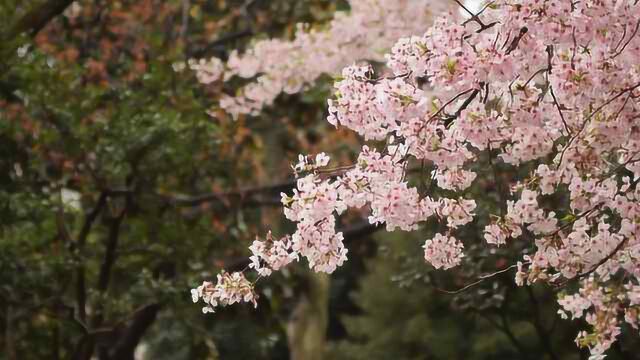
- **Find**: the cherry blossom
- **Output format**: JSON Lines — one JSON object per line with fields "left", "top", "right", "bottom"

{"left": 194, "top": 1, "right": 640, "bottom": 356}
{"left": 423, "top": 233, "right": 465, "bottom": 270}
{"left": 191, "top": 271, "right": 257, "bottom": 313}
{"left": 191, "top": 0, "right": 449, "bottom": 118}
{"left": 248, "top": 231, "right": 297, "bottom": 277}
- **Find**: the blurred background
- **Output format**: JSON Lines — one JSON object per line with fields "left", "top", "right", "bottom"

{"left": 1, "top": 1, "right": 639, "bottom": 359}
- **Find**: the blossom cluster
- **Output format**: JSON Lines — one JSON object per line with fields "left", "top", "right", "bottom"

{"left": 248, "top": 231, "right": 297, "bottom": 277}
{"left": 190, "top": 0, "right": 448, "bottom": 118}
{"left": 191, "top": 271, "right": 257, "bottom": 313}
{"left": 423, "top": 233, "right": 465, "bottom": 270}
{"left": 194, "top": 1, "right": 640, "bottom": 357}
{"left": 557, "top": 279, "right": 640, "bottom": 357}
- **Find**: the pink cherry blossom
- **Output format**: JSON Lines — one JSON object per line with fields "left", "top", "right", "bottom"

{"left": 423, "top": 233, "right": 464, "bottom": 270}
{"left": 194, "top": 1, "right": 640, "bottom": 356}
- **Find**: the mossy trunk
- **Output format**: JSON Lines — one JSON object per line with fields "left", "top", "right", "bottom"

{"left": 260, "top": 124, "right": 330, "bottom": 359}
{"left": 286, "top": 271, "right": 330, "bottom": 360}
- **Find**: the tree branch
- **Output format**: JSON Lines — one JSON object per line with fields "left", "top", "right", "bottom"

{"left": 7, "top": 0, "right": 76, "bottom": 39}
{"left": 165, "top": 180, "right": 296, "bottom": 207}
{"left": 74, "top": 192, "right": 109, "bottom": 324}
{"left": 435, "top": 262, "right": 523, "bottom": 294}
{"left": 108, "top": 304, "right": 161, "bottom": 360}
{"left": 223, "top": 220, "right": 383, "bottom": 271}
{"left": 555, "top": 237, "right": 628, "bottom": 288}
{"left": 96, "top": 211, "right": 127, "bottom": 294}
{"left": 499, "top": 286, "right": 530, "bottom": 358}
{"left": 189, "top": 29, "right": 254, "bottom": 58}
{"left": 526, "top": 286, "right": 559, "bottom": 360}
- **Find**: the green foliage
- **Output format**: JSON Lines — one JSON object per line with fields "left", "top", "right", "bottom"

{"left": 0, "top": 0, "right": 336, "bottom": 358}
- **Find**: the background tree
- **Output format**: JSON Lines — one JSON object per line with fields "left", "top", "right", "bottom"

{"left": 1, "top": 1, "right": 368, "bottom": 359}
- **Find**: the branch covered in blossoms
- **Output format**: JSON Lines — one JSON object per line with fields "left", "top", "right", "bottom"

{"left": 188, "top": 0, "right": 448, "bottom": 118}
{"left": 194, "top": 1, "right": 640, "bottom": 358}
{"left": 191, "top": 271, "right": 257, "bottom": 314}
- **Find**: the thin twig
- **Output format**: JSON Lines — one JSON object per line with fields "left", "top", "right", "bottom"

{"left": 558, "top": 82, "right": 640, "bottom": 166}
{"left": 554, "top": 238, "right": 627, "bottom": 288}
{"left": 435, "top": 263, "right": 522, "bottom": 294}
{"left": 609, "top": 20, "right": 640, "bottom": 60}
{"left": 549, "top": 86, "right": 571, "bottom": 135}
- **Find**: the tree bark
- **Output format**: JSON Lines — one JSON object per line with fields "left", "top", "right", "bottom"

{"left": 8, "top": 0, "right": 76, "bottom": 39}
{"left": 109, "top": 304, "right": 161, "bottom": 360}
{"left": 2, "top": 0, "right": 76, "bottom": 71}
{"left": 5, "top": 305, "right": 17, "bottom": 360}
{"left": 286, "top": 272, "right": 330, "bottom": 360}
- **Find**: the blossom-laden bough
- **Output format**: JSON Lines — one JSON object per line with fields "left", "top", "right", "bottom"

{"left": 188, "top": 0, "right": 449, "bottom": 118}
{"left": 193, "top": 1, "right": 640, "bottom": 358}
